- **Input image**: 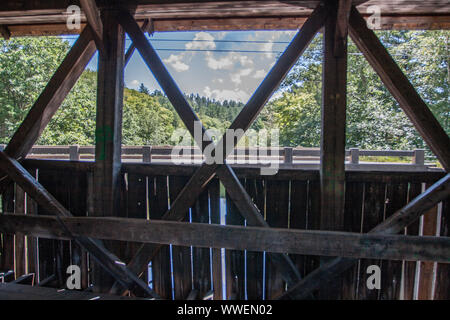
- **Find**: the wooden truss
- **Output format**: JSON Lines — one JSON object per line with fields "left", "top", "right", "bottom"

{"left": 0, "top": 0, "right": 449, "bottom": 299}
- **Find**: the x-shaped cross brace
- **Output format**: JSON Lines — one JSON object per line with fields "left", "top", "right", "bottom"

{"left": 109, "top": 4, "right": 328, "bottom": 295}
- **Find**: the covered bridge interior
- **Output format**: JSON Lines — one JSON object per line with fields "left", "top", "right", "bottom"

{"left": 0, "top": 0, "right": 449, "bottom": 300}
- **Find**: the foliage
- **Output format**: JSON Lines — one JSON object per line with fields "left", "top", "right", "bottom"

{"left": 0, "top": 31, "right": 448, "bottom": 159}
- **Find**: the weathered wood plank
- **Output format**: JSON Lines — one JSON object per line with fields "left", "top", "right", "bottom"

{"left": 245, "top": 178, "right": 265, "bottom": 300}
{"left": 357, "top": 182, "right": 386, "bottom": 300}
{"left": 169, "top": 175, "right": 192, "bottom": 300}
{"left": 2, "top": 214, "right": 450, "bottom": 263}
{"left": 192, "top": 189, "right": 212, "bottom": 298}
{"left": 417, "top": 182, "right": 439, "bottom": 300}
{"left": 209, "top": 178, "right": 223, "bottom": 300}
{"left": 148, "top": 176, "right": 171, "bottom": 299}
{"left": 265, "top": 179, "right": 290, "bottom": 299}
{"left": 342, "top": 181, "right": 364, "bottom": 299}
{"left": 1, "top": 184, "right": 15, "bottom": 272}
{"left": 434, "top": 198, "right": 450, "bottom": 299}
{"left": 225, "top": 188, "right": 246, "bottom": 300}
{"left": 14, "top": 185, "right": 26, "bottom": 278}
{"left": 380, "top": 182, "right": 408, "bottom": 299}
{"left": 402, "top": 182, "right": 422, "bottom": 300}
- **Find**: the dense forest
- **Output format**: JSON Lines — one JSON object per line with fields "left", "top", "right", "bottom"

{"left": 0, "top": 31, "right": 448, "bottom": 158}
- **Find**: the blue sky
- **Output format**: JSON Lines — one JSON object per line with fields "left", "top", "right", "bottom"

{"left": 74, "top": 30, "right": 297, "bottom": 103}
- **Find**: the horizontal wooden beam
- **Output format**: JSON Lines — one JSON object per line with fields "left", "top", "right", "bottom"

{"left": 1, "top": 213, "right": 449, "bottom": 263}
{"left": 19, "top": 159, "right": 446, "bottom": 183}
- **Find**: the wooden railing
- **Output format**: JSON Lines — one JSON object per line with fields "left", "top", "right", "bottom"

{"left": 1, "top": 144, "right": 435, "bottom": 170}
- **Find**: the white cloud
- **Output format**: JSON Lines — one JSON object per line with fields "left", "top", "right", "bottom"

{"left": 185, "top": 32, "right": 216, "bottom": 50}
{"left": 206, "top": 52, "right": 254, "bottom": 70}
{"left": 253, "top": 69, "right": 267, "bottom": 79}
{"left": 230, "top": 68, "right": 253, "bottom": 85}
{"left": 206, "top": 53, "right": 233, "bottom": 70}
{"left": 163, "top": 54, "right": 189, "bottom": 72}
{"left": 130, "top": 79, "right": 140, "bottom": 86}
{"left": 203, "top": 86, "right": 250, "bottom": 103}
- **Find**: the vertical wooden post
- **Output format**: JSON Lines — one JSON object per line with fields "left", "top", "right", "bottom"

{"left": 284, "top": 147, "right": 293, "bottom": 165}
{"left": 319, "top": 0, "right": 347, "bottom": 298}
{"left": 69, "top": 145, "right": 80, "bottom": 161}
{"left": 320, "top": 0, "right": 347, "bottom": 232}
{"left": 350, "top": 148, "right": 359, "bottom": 164}
{"left": 413, "top": 149, "right": 425, "bottom": 166}
{"left": 92, "top": 7, "right": 125, "bottom": 293}
{"left": 142, "top": 146, "right": 152, "bottom": 163}
{"left": 14, "top": 185, "right": 26, "bottom": 278}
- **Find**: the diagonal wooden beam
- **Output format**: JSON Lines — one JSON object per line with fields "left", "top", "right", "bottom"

{"left": 124, "top": 19, "right": 151, "bottom": 66}
{"left": 113, "top": 4, "right": 327, "bottom": 294}
{"left": 0, "top": 151, "right": 159, "bottom": 298}
{"left": 79, "top": 0, "right": 105, "bottom": 54}
{"left": 334, "top": 0, "right": 352, "bottom": 55}
{"left": 348, "top": 6, "right": 450, "bottom": 171}
{"left": 277, "top": 173, "right": 450, "bottom": 299}
{"left": 0, "top": 26, "right": 97, "bottom": 193}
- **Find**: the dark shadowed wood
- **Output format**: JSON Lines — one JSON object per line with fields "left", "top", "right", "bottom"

{"left": 349, "top": 6, "right": 450, "bottom": 171}
{"left": 342, "top": 181, "right": 364, "bottom": 299}
{"left": 225, "top": 187, "right": 246, "bottom": 300}
{"left": 434, "top": 198, "right": 450, "bottom": 299}
{"left": 417, "top": 182, "right": 439, "bottom": 300}
{"left": 265, "top": 179, "right": 290, "bottom": 299}
{"left": 278, "top": 174, "right": 450, "bottom": 299}
{"left": 1, "top": 184, "right": 14, "bottom": 272}
{"left": 209, "top": 178, "right": 223, "bottom": 300}
{"left": 357, "top": 182, "right": 386, "bottom": 300}
{"left": 14, "top": 185, "right": 26, "bottom": 278}
{"left": 402, "top": 182, "right": 422, "bottom": 300}
{"left": 192, "top": 189, "right": 212, "bottom": 298}
{"left": 380, "top": 182, "right": 408, "bottom": 299}
{"left": 245, "top": 178, "right": 265, "bottom": 300}
{"left": 148, "top": 176, "right": 172, "bottom": 299}
{"left": 34, "top": 169, "right": 57, "bottom": 285}
{"left": 25, "top": 168, "right": 38, "bottom": 278}
{"left": 169, "top": 175, "right": 192, "bottom": 300}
